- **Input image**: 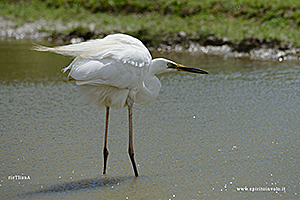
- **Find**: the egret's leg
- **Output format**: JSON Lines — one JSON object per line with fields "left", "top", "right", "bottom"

{"left": 103, "top": 107, "right": 109, "bottom": 175}
{"left": 128, "top": 105, "right": 139, "bottom": 177}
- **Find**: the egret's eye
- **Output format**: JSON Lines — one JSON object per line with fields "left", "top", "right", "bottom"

{"left": 167, "top": 62, "right": 176, "bottom": 68}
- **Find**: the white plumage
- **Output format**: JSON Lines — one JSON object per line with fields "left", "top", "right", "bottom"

{"left": 35, "top": 34, "right": 154, "bottom": 109}
{"left": 34, "top": 33, "right": 208, "bottom": 177}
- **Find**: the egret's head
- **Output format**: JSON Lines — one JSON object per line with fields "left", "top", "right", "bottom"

{"left": 150, "top": 58, "right": 208, "bottom": 75}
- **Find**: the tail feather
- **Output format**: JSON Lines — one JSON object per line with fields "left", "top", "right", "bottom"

{"left": 33, "top": 43, "right": 81, "bottom": 57}
{"left": 32, "top": 43, "right": 55, "bottom": 52}
{"left": 32, "top": 40, "right": 103, "bottom": 57}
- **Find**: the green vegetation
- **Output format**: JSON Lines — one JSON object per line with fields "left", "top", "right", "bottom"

{"left": 1, "top": 0, "right": 300, "bottom": 47}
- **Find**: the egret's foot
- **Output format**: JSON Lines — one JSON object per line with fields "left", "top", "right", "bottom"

{"left": 128, "top": 146, "right": 139, "bottom": 177}
{"left": 103, "top": 147, "right": 109, "bottom": 174}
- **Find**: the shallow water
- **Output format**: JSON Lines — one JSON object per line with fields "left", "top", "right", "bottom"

{"left": 1, "top": 39, "right": 299, "bottom": 199}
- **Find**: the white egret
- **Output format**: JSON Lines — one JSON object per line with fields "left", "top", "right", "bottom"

{"left": 34, "top": 33, "right": 208, "bottom": 177}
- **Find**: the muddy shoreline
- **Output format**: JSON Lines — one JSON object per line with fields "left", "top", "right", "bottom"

{"left": 1, "top": 17, "right": 299, "bottom": 61}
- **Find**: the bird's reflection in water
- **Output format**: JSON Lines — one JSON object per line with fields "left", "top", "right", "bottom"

{"left": 23, "top": 176, "right": 135, "bottom": 196}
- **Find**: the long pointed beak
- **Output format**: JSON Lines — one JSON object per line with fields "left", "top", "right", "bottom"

{"left": 176, "top": 64, "right": 208, "bottom": 74}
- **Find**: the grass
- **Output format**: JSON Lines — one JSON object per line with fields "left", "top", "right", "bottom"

{"left": 1, "top": 0, "right": 300, "bottom": 47}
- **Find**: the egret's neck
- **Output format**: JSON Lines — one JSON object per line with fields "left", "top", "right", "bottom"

{"left": 149, "top": 58, "right": 168, "bottom": 75}
{"left": 135, "top": 63, "right": 162, "bottom": 105}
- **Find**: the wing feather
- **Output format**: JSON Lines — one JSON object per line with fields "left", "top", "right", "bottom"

{"left": 55, "top": 34, "right": 152, "bottom": 89}
{"left": 34, "top": 34, "right": 152, "bottom": 70}
{"left": 69, "top": 58, "right": 147, "bottom": 89}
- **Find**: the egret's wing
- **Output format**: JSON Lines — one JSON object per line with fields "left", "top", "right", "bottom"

{"left": 63, "top": 34, "right": 152, "bottom": 89}
{"left": 68, "top": 58, "right": 148, "bottom": 89}
{"left": 34, "top": 34, "right": 152, "bottom": 89}
{"left": 34, "top": 34, "right": 151, "bottom": 63}
{"left": 87, "top": 34, "right": 152, "bottom": 68}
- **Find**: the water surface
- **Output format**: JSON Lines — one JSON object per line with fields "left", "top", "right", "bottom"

{"left": 1, "top": 39, "right": 299, "bottom": 199}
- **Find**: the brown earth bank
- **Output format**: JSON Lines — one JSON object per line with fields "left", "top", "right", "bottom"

{"left": 1, "top": 17, "right": 299, "bottom": 61}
